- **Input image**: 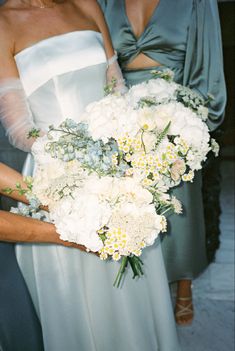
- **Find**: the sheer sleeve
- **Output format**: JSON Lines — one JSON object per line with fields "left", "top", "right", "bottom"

{"left": 183, "top": 0, "right": 226, "bottom": 131}
{"left": 106, "top": 53, "right": 128, "bottom": 94}
{"left": 0, "top": 78, "right": 44, "bottom": 152}
{"left": 96, "top": 0, "right": 127, "bottom": 94}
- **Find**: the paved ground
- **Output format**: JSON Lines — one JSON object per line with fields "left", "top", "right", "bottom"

{"left": 177, "top": 160, "right": 235, "bottom": 351}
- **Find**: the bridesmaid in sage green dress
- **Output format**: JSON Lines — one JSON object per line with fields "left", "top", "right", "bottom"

{"left": 99, "top": 0, "right": 226, "bottom": 325}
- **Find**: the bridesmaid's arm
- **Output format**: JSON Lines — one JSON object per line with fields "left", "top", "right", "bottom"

{"left": 96, "top": 0, "right": 107, "bottom": 13}
{"left": 183, "top": 0, "right": 226, "bottom": 130}
{"left": 78, "top": 0, "right": 115, "bottom": 59}
{"left": 92, "top": 1, "right": 127, "bottom": 92}
{"left": 76, "top": 0, "right": 127, "bottom": 93}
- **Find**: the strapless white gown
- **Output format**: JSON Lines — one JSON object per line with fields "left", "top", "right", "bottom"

{"left": 15, "top": 30, "right": 181, "bottom": 351}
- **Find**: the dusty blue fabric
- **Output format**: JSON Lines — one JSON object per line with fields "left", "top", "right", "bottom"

{"left": 100, "top": 0, "right": 226, "bottom": 131}
{"left": 100, "top": 0, "right": 226, "bottom": 281}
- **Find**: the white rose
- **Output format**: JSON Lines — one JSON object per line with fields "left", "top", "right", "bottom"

{"left": 137, "top": 107, "right": 157, "bottom": 131}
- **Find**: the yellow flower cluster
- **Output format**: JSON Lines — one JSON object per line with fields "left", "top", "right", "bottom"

{"left": 117, "top": 134, "right": 142, "bottom": 155}
{"left": 182, "top": 170, "right": 194, "bottom": 182}
{"left": 165, "top": 144, "right": 179, "bottom": 162}
{"left": 98, "top": 227, "right": 146, "bottom": 261}
{"left": 117, "top": 133, "right": 192, "bottom": 187}
{"left": 131, "top": 152, "right": 174, "bottom": 186}
{"left": 117, "top": 134, "right": 135, "bottom": 154}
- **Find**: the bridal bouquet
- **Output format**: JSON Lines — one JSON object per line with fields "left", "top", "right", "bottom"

{"left": 16, "top": 69, "right": 219, "bottom": 287}
{"left": 32, "top": 129, "right": 179, "bottom": 287}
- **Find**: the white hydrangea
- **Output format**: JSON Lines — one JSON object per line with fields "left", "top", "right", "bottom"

{"left": 46, "top": 175, "right": 157, "bottom": 252}
{"left": 50, "top": 191, "right": 110, "bottom": 252}
{"left": 127, "top": 78, "right": 178, "bottom": 107}
{"left": 180, "top": 116, "right": 210, "bottom": 150}
{"left": 80, "top": 94, "right": 139, "bottom": 142}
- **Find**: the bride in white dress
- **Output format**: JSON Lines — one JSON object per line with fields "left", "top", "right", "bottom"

{"left": 0, "top": 1, "right": 181, "bottom": 350}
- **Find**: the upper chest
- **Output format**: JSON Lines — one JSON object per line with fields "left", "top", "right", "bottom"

{"left": 106, "top": 0, "right": 194, "bottom": 46}
{"left": 5, "top": 4, "right": 98, "bottom": 55}
{"left": 124, "top": 0, "right": 160, "bottom": 39}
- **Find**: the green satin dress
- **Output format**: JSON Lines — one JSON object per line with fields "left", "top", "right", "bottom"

{"left": 99, "top": 0, "right": 226, "bottom": 282}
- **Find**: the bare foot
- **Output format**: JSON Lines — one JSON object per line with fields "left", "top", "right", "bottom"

{"left": 175, "top": 280, "right": 194, "bottom": 326}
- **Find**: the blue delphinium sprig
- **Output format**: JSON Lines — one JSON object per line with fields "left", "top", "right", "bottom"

{"left": 45, "top": 119, "right": 130, "bottom": 177}
{"left": 11, "top": 194, "right": 48, "bottom": 222}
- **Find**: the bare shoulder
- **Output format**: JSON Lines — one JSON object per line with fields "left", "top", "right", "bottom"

{"left": 0, "top": 5, "right": 19, "bottom": 78}
{"left": 0, "top": 11, "right": 14, "bottom": 53}
{"left": 71, "top": 0, "right": 114, "bottom": 58}
{"left": 0, "top": 1, "right": 14, "bottom": 49}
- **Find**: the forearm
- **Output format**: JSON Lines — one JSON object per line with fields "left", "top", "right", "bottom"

{"left": 0, "top": 163, "right": 28, "bottom": 203}
{"left": 0, "top": 211, "right": 93, "bottom": 254}
{"left": 0, "top": 210, "right": 56, "bottom": 242}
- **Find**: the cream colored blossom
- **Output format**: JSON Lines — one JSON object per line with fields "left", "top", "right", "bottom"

{"left": 170, "top": 159, "right": 186, "bottom": 181}
{"left": 171, "top": 196, "right": 183, "bottom": 214}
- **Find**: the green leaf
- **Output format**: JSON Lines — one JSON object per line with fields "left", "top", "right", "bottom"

{"left": 155, "top": 121, "right": 171, "bottom": 149}
{"left": 2, "top": 187, "right": 13, "bottom": 195}
{"left": 27, "top": 128, "right": 41, "bottom": 139}
{"left": 104, "top": 77, "right": 117, "bottom": 96}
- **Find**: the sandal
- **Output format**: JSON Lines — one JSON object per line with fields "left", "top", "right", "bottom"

{"left": 175, "top": 296, "right": 194, "bottom": 326}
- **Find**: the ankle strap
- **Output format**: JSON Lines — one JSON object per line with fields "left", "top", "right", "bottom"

{"left": 177, "top": 297, "right": 192, "bottom": 301}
